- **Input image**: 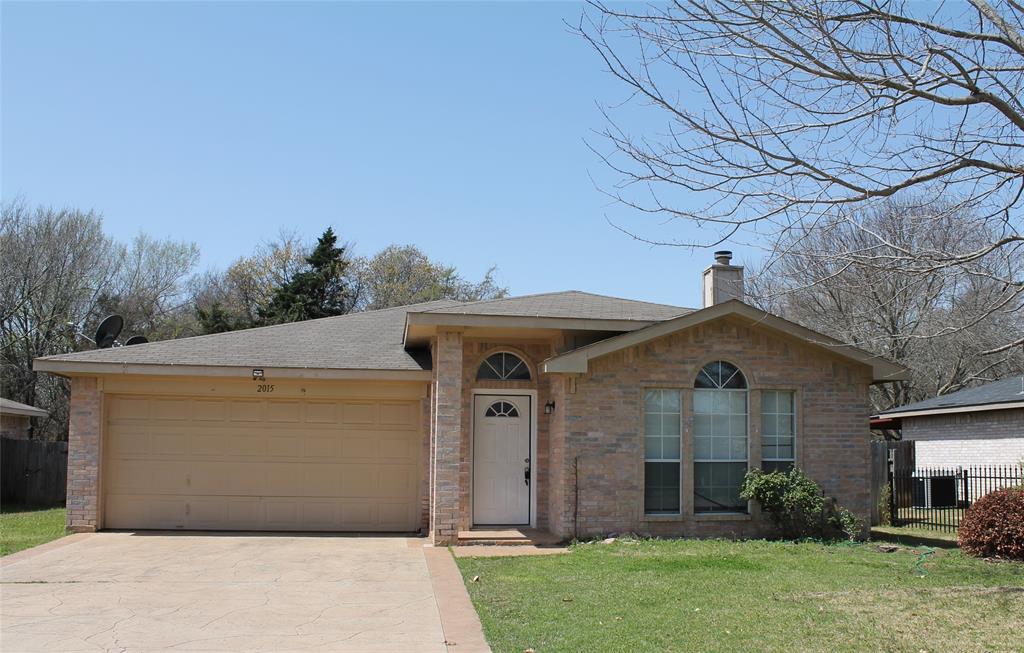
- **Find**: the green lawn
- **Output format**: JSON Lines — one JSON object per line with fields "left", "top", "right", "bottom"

{"left": 0, "top": 507, "right": 66, "bottom": 556}
{"left": 457, "top": 538, "right": 1024, "bottom": 653}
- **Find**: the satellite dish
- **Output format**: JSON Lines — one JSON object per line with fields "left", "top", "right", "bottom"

{"left": 94, "top": 315, "right": 124, "bottom": 349}
{"left": 124, "top": 335, "right": 149, "bottom": 346}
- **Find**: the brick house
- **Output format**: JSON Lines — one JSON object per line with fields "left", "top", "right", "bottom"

{"left": 874, "top": 376, "right": 1024, "bottom": 472}
{"left": 1, "top": 397, "right": 48, "bottom": 440}
{"left": 36, "top": 252, "right": 904, "bottom": 543}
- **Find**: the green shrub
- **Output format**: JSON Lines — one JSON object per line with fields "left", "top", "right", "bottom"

{"left": 740, "top": 468, "right": 862, "bottom": 541}
{"left": 958, "top": 487, "right": 1024, "bottom": 560}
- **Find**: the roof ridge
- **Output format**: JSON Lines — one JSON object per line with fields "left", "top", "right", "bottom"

{"left": 38, "top": 299, "right": 459, "bottom": 360}
{"left": 418, "top": 289, "right": 692, "bottom": 314}
{"left": 418, "top": 290, "right": 577, "bottom": 313}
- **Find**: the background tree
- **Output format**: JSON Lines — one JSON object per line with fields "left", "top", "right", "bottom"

{"left": 580, "top": 0, "right": 1024, "bottom": 357}
{"left": 748, "top": 199, "right": 1024, "bottom": 413}
{"left": 351, "top": 244, "right": 507, "bottom": 310}
{"left": 193, "top": 230, "right": 308, "bottom": 333}
{"left": 258, "top": 227, "right": 354, "bottom": 324}
{"left": 0, "top": 201, "right": 197, "bottom": 440}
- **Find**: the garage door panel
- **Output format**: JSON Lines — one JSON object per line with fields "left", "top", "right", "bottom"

{"left": 190, "top": 462, "right": 267, "bottom": 495}
{"left": 106, "top": 495, "right": 186, "bottom": 529}
{"left": 153, "top": 398, "right": 190, "bottom": 421}
{"left": 378, "top": 466, "right": 417, "bottom": 498}
{"left": 104, "top": 395, "right": 421, "bottom": 531}
{"left": 192, "top": 399, "right": 227, "bottom": 422}
{"left": 305, "top": 401, "right": 338, "bottom": 423}
{"left": 266, "top": 400, "right": 301, "bottom": 422}
{"left": 108, "top": 461, "right": 187, "bottom": 493}
{"left": 303, "top": 435, "right": 338, "bottom": 458}
{"left": 341, "top": 402, "right": 377, "bottom": 425}
{"left": 229, "top": 399, "right": 264, "bottom": 422}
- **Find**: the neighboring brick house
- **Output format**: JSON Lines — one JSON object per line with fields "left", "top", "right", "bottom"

{"left": 875, "top": 377, "right": 1024, "bottom": 472}
{"left": 36, "top": 252, "right": 904, "bottom": 542}
{"left": 0, "top": 397, "right": 48, "bottom": 440}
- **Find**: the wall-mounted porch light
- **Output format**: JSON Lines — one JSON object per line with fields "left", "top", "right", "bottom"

{"left": 252, "top": 368, "right": 265, "bottom": 381}
{"left": 544, "top": 400, "right": 555, "bottom": 415}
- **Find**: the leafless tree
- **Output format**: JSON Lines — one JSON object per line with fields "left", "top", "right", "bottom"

{"left": 0, "top": 201, "right": 198, "bottom": 439}
{"left": 748, "top": 198, "right": 1024, "bottom": 412}
{"left": 579, "top": 0, "right": 1024, "bottom": 353}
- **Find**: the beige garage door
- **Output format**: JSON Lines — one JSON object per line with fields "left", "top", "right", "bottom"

{"left": 103, "top": 394, "right": 422, "bottom": 531}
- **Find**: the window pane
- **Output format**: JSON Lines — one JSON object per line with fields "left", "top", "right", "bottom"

{"left": 662, "top": 413, "right": 681, "bottom": 437}
{"left": 695, "top": 436, "right": 712, "bottom": 459}
{"left": 662, "top": 434, "right": 680, "bottom": 460}
{"left": 644, "top": 413, "right": 661, "bottom": 436}
{"left": 761, "top": 390, "right": 795, "bottom": 464}
{"left": 762, "top": 460, "right": 794, "bottom": 474}
{"left": 729, "top": 392, "right": 747, "bottom": 414}
{"left": 694, "top": 414, "right": 712, "bottom": 437}
{"left": 694, "top": 390, "right": 713, "bottom": 414}
{"left": 645, "top": 436, "right": 661, "bottom": 460}
{"left": 776, "top": 413, "right": 793, "bottom": 436}
{"left": 713, "top": 392, "right": 731, "bottom": 414}
{"left": 694, "top": 462, "right": 747, "bottom": 512}
{"left": 662, "top": 391, "right": 681, "bottom": 412}
{"left": 645, "top": 462, "right": 681, "bottom": 514}
{"left": 729, "top": 437, "right": 747, "bottom": 459}
{"left": 729, "top": 415, "right": 747, "bottom": 438}
{"left": 644, "top": 390, "right": 661, "bottom": 412}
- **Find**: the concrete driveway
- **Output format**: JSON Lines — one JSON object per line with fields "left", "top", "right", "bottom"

{"left": 1, "top": 532, "right": 467, "bottom": 652}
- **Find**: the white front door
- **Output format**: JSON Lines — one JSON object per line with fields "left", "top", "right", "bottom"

{"left": 473, "top": 395, "right": 531, "bottom": 525}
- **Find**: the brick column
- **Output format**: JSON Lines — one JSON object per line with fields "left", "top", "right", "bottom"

{"left": 430, "top": 330, "right": 463, "bottom": 545}
{"left": 67, "top": 377, "right": 102, "bottom": 532}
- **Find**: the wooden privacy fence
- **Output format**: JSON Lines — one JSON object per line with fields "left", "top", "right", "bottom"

{"left": 1, "top": 439, "right": 68, "bottom": 507}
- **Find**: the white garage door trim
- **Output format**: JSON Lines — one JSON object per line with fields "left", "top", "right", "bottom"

{"left": 102, "top": 394, "right": 422, "bottom": 532}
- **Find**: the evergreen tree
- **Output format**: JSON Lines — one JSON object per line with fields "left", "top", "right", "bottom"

{"left": 258, "top": 227, "right": 352, "bottom": 324}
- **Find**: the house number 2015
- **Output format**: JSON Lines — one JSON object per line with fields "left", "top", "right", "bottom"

{"left": 256, "top": 384, "right": 275, "bottom": 393}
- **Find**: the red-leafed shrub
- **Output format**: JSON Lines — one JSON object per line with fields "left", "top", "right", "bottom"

{"left": 958, "top": 487, "right": 1024, "bottom": 560}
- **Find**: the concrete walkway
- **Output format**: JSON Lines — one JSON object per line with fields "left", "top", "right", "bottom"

{"left": 1, "top": 532, "right": 487, "bottom": 653}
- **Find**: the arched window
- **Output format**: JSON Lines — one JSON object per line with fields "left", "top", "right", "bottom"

{"left": 484, "top": 401, "right": 520, "bottom": 418}
{"left": 693, "top": 361, "right": 748, "bottom": 513}
{"left": 476, "top": 352, "right": 531, "bottom": 381}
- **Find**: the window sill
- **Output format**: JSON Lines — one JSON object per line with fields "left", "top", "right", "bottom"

{"left": 693, "top": 512, "right": 751, "bottom": 522}
{"left": 642, "top": 514, "right": 685, "bottom": 522}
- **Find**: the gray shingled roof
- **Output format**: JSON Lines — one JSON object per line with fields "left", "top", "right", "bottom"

{"left": 35, "top": 291, "right": 692, "bottom": 372}
{"left": 1, "top": 397, "right": 49, "bottom": 418}
{"left": 36, "top": 300, "right": 461, "bottom": 371}
{"left": 879, "top": 375, "right": 1024, "bottom": 415}
{"left": 417, "top": 291, "right": 691, "bottom": 321}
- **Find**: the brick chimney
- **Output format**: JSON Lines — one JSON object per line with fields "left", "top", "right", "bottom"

{"left": 702, "top": 250, "right": 744, "bottom": 307}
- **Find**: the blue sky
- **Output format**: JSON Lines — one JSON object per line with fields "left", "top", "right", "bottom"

{"left": 2, "top": 1, "right": 731, "bottom": 308}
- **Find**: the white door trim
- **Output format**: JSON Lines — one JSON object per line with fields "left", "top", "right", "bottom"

{"left": 470, "top": 389, "right": 537, "bottom": 528}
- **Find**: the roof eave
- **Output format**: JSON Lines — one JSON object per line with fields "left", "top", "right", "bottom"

{"left": 0, "top": 406, "right": 49, "bottom": 418}
{"left": 541, "top": 300, "right": 908, "bottom": 383}
{"left": 33, "top": 359, "right": 432, "bottom": 381}
{"left": 877, "top": 401, "right": 1024, "bottom": 420}
{"left": 403, "top": 311, "right": 663, "bottom": 344}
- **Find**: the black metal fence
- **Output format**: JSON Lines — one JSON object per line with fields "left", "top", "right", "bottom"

{"left": 889, "top": 465, "right": 1023, "bottom": 533}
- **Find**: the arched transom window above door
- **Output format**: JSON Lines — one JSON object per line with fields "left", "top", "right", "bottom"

{"left": 484, "top": 401, "right": 520, "bottom": 418}
{"left": 476, "top": 352, "right": 531, "bottom": 381}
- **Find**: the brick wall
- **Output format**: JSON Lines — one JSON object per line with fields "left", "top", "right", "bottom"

{"left": 66, "top": 377, "right": 102, "bottom": 532}
{"left": 547, "top": 316, "right": 874, "bottom": 539}
{"left": 430, "top": 330, "right": 463, "bottom": 545}
{"left": 902, "top": 409, "right": 1024, "bottom": 442}
{"left": 1, "top": 414, "right": 31, "bottom": 440}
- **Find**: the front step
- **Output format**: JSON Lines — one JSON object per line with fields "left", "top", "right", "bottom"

{"left": 457, "top": 528, "right": 561, "bottom": 547}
